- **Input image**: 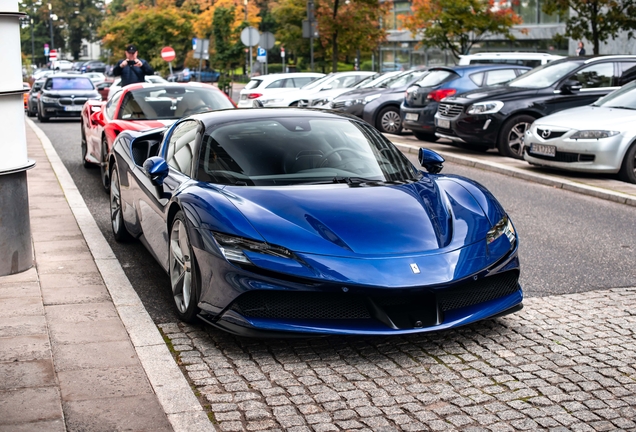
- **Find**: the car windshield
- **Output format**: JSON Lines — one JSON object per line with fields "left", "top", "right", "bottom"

{"left": 381, "top": 70, "right": 428, "bottom": 89}
{"left": 197, "top": 116, "right": 421, "bottom": 186}
{"left": 506, "top": 61, "right": 580, "bottom": 89}
{"left": 45, "top": 77, "right": 94, "bottom": 90}
{"left": 593, "top": 81, "right": 636, "bottom": 109}
{"left": 118, "top": 87, "right": 234, "bottom": 120}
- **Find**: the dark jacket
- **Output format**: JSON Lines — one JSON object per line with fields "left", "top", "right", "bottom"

{"left": 113, "top": 59, "right": 154, "bottom": 86}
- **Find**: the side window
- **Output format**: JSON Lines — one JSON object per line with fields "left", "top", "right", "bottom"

{"left": 485, "top": 69, "right": 518, "bottom": 86}
{"left": 293, "top": 77, "right": 313, "bottom": 87}
{"left": 571, "top": 63, "right": 615, "bottom": 89}
{"left": 469, "top": 72, "right": 484, "bottom": 86}
{"left": 165, "top": 120, "right": 199, "bottom": 176}
{"left": 265, "top": 79, "right": 285, "bottom": 89}
{"left": 105, "top": 91, "right": 122, "bottom": 119}
{"left": 618, "top": 62, "right": 636, "bottom": 86}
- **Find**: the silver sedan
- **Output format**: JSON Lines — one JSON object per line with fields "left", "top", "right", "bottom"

{"left": 523, "top": 81, "right": 636, "bottom": 183}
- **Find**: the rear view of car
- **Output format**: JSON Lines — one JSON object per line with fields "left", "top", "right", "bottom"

{"left": 401, "top": 65, "right": 529, "bottom": 142}
{"left": 38, "top": 74, "right": 101, "bottom": 122}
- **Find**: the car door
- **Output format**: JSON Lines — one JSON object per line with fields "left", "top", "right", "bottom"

{"left": 135, "top": 119, "right": 201, "bottom": 270}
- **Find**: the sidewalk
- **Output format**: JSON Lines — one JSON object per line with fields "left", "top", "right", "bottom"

{"left": 0, "top": 122, "right": 214, "bottom": 431}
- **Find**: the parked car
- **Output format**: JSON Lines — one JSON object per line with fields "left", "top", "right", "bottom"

{"left": 306, "top": 71, "right": 404, "bottom": 108}
{"left": 401, "top": 64, "right": 530, "bottom": 142}
{"left": 107, "top": 75, "right": 169, "bottom": 98}
{"left": 329, "top": 69, "right": 429, "bottom": 134}
{"left": 523, "top": 80, "right": 636, "bottom": 183}
{"left": 37, "top": 74, "right": 100, "bottom": 122}
{"left": 32, "top": 68, "right": 54, "bottom": 81}
{"left": 253, "top": 71, "right": 376, "bottom": 108}
{"left": 83, "top": 72, "right": 107, "bottom": 84}
{"left": 237, "top": 72, "right": 325, "bottom": 108}
{"left": 107, "top": 108, "right": 522, "bottom": 332}
{"left": 457, "top": 52, "right": 563, "bottom": 68}
{"left": 434, "top": 55, "right": 636, "bottom": 158}
{"left": 23, "top": 82, "right": 31, "bottom": 111}
{"left": 82, "top": 61, "right": 107, "bottom": 73}
{"left": 51, "top": 60, "right": 74, "bottom": 71}
{"left": 26, "top": 78, "right": 45, "bottom": 117}
{"left": 81, "top": 82, "right": 235, "bottom": 191}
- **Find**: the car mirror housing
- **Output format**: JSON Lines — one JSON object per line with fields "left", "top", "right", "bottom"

{"left": 418, "top": 148, "right": 444, "bottom": 174}
{"left": 143, "top": 156, "right": 169, "bottom": 185}
{"left": 560, "top": 79, "right": 582, "bottom": 94}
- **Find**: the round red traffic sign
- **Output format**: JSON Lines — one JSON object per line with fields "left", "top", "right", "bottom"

{"left": 161, "top": 46, "right": 176, "bottom": 62}
{"left": 49, "top": 49, "right": 57, "bottom": 60}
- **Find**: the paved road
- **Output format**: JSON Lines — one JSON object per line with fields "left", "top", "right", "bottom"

{"left": 33, "top": 118, "right": 636, "bottom": 324}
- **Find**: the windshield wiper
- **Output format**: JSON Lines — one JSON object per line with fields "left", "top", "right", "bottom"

{"left": 332, "top": 176, "right": 379, "bottom": 184}
{"left": 606, "top": 105, "right": 636, "bottom": 110}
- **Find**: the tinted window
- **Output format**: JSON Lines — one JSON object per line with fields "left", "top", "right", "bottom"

{"left": 508, "top": 61, "right": 580, "bottom": 88}
{"left": 485, "top": 69, "right": 518, "bottom": 86}
{"left": 469, "top": 72, "right": 484, "bottom": 86}
{"left": 571, "top": 63, "right": 615, "bottom": 88}
{"left": 45, "top": 77, "right": 94, "bottom": 90}
{"left": 414, "top": 70, "right": 457, "bottom": 87}
{"left": 244, "top": 79, "right": 263, "bottom": 90}
{"left": 617, "top": 63, "right": 636, "bottom": 86}
{"left": 265, "top": 79, "right": 287, "bottom": 89}
{"left": 166, "top": 120, "right": 199, "bottom": 175}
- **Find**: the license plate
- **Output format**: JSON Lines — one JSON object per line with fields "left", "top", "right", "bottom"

{"left": 64, "top": 105, "right": 83, "bottom": 111}
{"left": 436, "top": 118, "right": 450, "bottom": 129}
{"left": 405, "top": 113, "right": 418, "bottom": 121}
{"left": 530, "top": 143, "right": 556, "bottom": 157}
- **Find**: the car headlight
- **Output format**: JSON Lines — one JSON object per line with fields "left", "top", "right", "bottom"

{"left": 570, "top": 130, "right": 620, "bottom": 139}
{"left": 466, "top": 101, "right": 504, "bottom": 115}
{"left": 40, "top": 95, "right": 58, "bottom": 104}
{"left": 363, "top": 94, "right": 381, "bottom": 104}
{"left": 486, "top": 215, "right": 516, "bottom": 246}
{"left": 212, "top": 232, "right": 293, "bottom": 265}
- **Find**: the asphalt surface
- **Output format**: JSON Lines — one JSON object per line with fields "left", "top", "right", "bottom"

{"left": 34, "top": 118, "right": 636, "bottom": 325}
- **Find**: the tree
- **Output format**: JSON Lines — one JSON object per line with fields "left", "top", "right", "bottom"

{"left": 401, "top": 0, "right": 522, "bottom": 59}
{"left": 99, "top": 0, "right": 195, "bottom": 74}
{"left": 542, "top": 0, "right": 636, "bottom": 55}
{"left": 211, "top": 5, "right": 244, "bottom": 85}
{"left": 270, "top": 0, "right": 312, "bottom": 67}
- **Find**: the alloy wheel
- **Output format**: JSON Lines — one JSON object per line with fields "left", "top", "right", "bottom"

{"left": 110, "top": 169, "right": 122, "bottom": 236}
{"left": 169, "top": 220, "right": 192, "bottom": 314}
{"left": 380, "top": 110, "right": 402, "bottom": 134}
{"left": 506, "top": 121, "right": 531, "bottom": 158}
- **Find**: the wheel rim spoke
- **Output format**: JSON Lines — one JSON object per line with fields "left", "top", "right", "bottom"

{"left": 110, "top": 172, "right": 121, "bottom": 231}
{"left": 169, "top": 219, "right": 192, "bottom": 314}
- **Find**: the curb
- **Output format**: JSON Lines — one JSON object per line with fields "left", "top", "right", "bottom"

{"left": 393, "top": 141, "right": 636, "bottom": 208}
{"left": 26, "top": 118, "right": 216, "bottom": 432}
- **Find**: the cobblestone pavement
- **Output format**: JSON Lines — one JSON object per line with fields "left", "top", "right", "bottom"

{"left": 159, "top": 287, "right": 636, "bottom": 432}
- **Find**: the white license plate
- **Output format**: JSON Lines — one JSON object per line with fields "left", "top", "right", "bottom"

{"left": 436, "top": 118, "right": 450, "bottom": 129}
{"left": 405, "top": 113, "right": 419, "bottom": 121}
{"left": 530, "top": 143, "right": 556, "bottom": 157}
{"left": 64, "top": 105, "right": 83, "bottom": 111}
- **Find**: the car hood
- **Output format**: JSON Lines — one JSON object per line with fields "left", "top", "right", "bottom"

{"left": 535, "top": 105, "right": 636, "bottom": 130}
{"left": 218, "top": 178, "right": 493, "bottom": 257}
{"left": 445, "top": 85, "right": 537, "bottom": 104}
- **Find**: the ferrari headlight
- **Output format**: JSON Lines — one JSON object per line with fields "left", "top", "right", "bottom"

{"left": 486, "top": 215, "right": 516, "bottom": 245}
{"left": 466, "top": 101, "right": 504, "bottom": 115}
{"left": 570, "top": 130, "right": 619, "bottom": 139}
{"left": 41, "top": 95, "right": 58, "bottom": 104}
{"left": 212, "top": 232, "right": 293, "bottom": 265}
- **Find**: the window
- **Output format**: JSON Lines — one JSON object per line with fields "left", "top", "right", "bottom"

{"left": 571, "top": 63, "right": 615, "bottom": 89}
{"left": 165, "top": 120, "right": 200, "bottom": 175}
{"left": 244, "top": 79, "right": 263, "bottom": 90}
{"left": 45, "top": 77, "right": 94, "bottom": 90}
{"left": 485, "top": 69, "right": 519, "bottom": 86}
{"left": 618, "top": 63, "right": 636, "bottom": 86}
{"left": 293, "top": 77, "right": 318, "bottom": 87}
{"left": 265, "top": 79, "right": 287, "bottom": 89}
{"left": 105, "top": 91, "right": 122, "bottom": 119}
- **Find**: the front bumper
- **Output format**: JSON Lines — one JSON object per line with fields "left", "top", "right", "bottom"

{"left": 40, "top": 103, "right": 84, "bottom": 117}
{"left": 434, "top": 111, "right": 502, "bottom": 147}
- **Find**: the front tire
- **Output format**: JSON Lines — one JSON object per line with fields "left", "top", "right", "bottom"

{"left": 169, "top": 211, "right": 201, "bottom": 323}
{"left": 37, "top": 108, "right": 49, "bottom": 123}
{"left": 377, "top": 107, "right": 403, "bottom": 134}
{"left": 100, "top": 136, "right": 110, "bottom": 193}
{"left": 109, "top": 164, "right": 132, "bottom": 242}
{"left": 498, "top": 114, "right": 534, "bottom": 159}
{"left": 413, "top": 131, "right": 439, "bottom": 142}
{"left": 619, "top": 142, "right": 636, "bottom": 184}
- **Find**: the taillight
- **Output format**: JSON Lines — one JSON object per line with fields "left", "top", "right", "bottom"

{"left": 247, "top": 93, "right": 262, "bottom": 99}
{"left": 427, "top": 88, "right": 457, "bottom": 102}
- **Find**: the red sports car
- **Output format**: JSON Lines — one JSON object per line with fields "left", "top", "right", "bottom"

{"left": 80, "top": 82, "right": 236, "bottom": 191}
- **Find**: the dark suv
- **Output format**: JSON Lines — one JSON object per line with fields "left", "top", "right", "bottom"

{"left": 434, "top": 56, "right": 636, "bottom": 157}
{"left": 38, "top": 74, "right": 101, "bottom": 122}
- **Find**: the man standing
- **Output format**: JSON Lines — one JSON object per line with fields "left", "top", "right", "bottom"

{"left": 113, "top": 44, "right": 154, "bottom": 87}
{"left": 576, "top": 41, "right": 586, "bottom": 56}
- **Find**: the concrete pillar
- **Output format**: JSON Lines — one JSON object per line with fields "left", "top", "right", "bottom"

{"left": 0, "top": 0, "right": 36, "bottom": 275}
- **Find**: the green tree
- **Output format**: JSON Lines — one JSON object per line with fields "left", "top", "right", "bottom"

{"left": 401, "top": 0, "right": 522, "bottom": 58}
{"left": 541, "top": 0, "right": 636, "bottom": 55}
{"left": 99, "top": 0, "right": 195, "bottom": 74}
{"left": 211, "top": 5, "right": 244, "bottom": 86}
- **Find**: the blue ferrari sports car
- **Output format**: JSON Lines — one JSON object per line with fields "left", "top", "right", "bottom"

{"left": 108, "top": 108, "right": 522, "bottom": 336}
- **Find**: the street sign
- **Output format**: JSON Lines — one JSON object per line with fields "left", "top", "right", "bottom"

{"left": 49, "top": 49, "right": 57, "bottom": 60}
{"left": 44, "top": 44, "right": 49, "bottom": 56}
{"left": 161, "top": 46, "right": 176, "bottom": 62}
{"left": 281, "top": 47, "right": 285, "bottom": 58}
{"left": 240, "top": 27, "right": 260, "bottom": 47}
{"left": 193, "top": 39, "right": 209, "bottom": 60}
{"left": 260, "top": 32, "right": 275, "bottom": 50}
{"left": 257, "top": 47, "right": 266, "bottom": 63}
{"left": 302, "top": 20, "right": 319, "bottom": 38}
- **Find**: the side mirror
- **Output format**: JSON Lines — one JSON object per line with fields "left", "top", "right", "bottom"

{"left": 418, "top": 148, "right": 444, "bottom": 174}
{"left": 143, "top": 156, "right": 169, "bottom": 185}
{"left": 560, "top": 79, "right": 582, "bottom": 94}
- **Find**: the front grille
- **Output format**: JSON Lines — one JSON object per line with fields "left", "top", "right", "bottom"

{"left": 230, "top": 291, "right": 371, "bottom": 320}
{"left": 59, "top": 97, "right": 87, "bottom": 106}
{"left": 536, "top": 128, "right": 567, "bottom": 140}
{"left": 526, "top": 147, "right": 596, "bottom": 163}
{"left": 437, "top": 103, "right": 464, "bottom": 118}
{"left": 437, "top": 271, "right": 520, "bottom": 312}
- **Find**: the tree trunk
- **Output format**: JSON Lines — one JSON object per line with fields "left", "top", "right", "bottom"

{"left": 591, "top": 3, "right": 599, "bottom": 55}
{"left": 332, "top": 0, "right": 339, "bottom": 72}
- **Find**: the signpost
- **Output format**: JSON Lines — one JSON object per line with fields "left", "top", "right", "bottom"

{"left": 44, "top": 43, "right": 49, "bottom": 57}
{"left": 48, "top": 49, "right": 57, "bottom": 62}
{"left": 161, "top": 46, "right": 176, "bottom": 76}
{"left": 240, "top": 26, "right": 259, "bottom": 77}
{"left": 259, "top": 31, "right": 275, "bottom": 75}
{"left": 192, "top": 38, "right": 210, "bottom": 82}
{"left": 281, "top": 46, "right": 285, "bottom": 73}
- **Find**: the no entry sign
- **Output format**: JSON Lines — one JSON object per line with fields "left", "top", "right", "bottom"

{"left": 161, "top": 46, "right": 176, "bottom": 62}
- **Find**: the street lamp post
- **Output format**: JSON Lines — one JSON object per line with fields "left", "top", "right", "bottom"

{"left": 48, "top": 2, "right": 54, "bottom": 51}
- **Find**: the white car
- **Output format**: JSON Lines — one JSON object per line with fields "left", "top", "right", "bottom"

{"left": 308, "top": 71, "right": 404, "bottom": 108}
{"left": 523, "top": 80, "right": 636, "bottom": 183}
{"left": 83, "top": 72, "right": 106, "bottom": 83}
{"left": 254, "top": 71, "right": 377, "bottom": 108}
{"left": 51, "top": 60, "right": 74, "bottom": 71}
{"left": 458, "top": 52, "right": 563, "bottom": 68}
{"left": 107, "top": 75, "right": 168, "bottom": 99}
{"left": 237, "top": 72, "right": 325, "bottom": 108}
